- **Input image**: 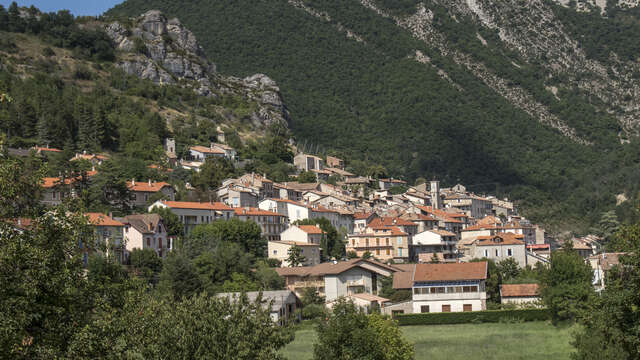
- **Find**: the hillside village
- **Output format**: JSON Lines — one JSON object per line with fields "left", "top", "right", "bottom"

{"left": 8, "top": 132, "right": 612, "bottom": 316}
{"left": 2, "top": 3, "right": 639, "bottom": 359}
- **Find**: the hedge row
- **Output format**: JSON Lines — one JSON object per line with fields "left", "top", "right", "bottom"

{"left": 396, "top": 309, "right": 550, "bottom": 326}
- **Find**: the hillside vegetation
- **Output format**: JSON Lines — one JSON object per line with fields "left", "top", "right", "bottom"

{"left": 107, "top": 0, "right": 640, "bottom": 231}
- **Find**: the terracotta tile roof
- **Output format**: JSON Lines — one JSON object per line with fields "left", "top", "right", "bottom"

{"left": 190, "top": 145, "right": 225, "bottom": 154}
{"left": 298, "top": 225, "right": 325, "bottom": 234}
{"left": 325, "top": 167, "right": 355, "bottom": 177}
{"left": 354, "top": 212, "right": 375, "bottom": 220}
{"left": 478, "top": 215, "right": 502, "bottom": 225}
{"left": 349, "top": 293, "right": 390, "bottom": 303}
{"left": 475, "top": 233, "right": 525, "bottom": 246}
{"left": 41, "top": 171, "right": 98, "bottom": 188}
{"left": 85, "top": 213, "right": 124, "bottom": 227}
{"left": 127, "top": 181, "right": 172, "bottom": 192}
{"left": 274, "top": 258, "right": 398, "bottom": 277}
{"left": 34, "top": 146, "right": 61, "bottom": 153}
{"left": 589, "top": 252, "right": 627, "bottom": 271}
{"left": 148, "top": 164, "right": 174, "bottom": 172}
{"left": 10, "top": 218, "right": 33, "bottom": 230}
{"left": 368, "top": 226, "right": 408, "bottom": 236}
{"left": 311, "top": 169, "right": 332, "bottom": 175}
{"left": 379, "top": 178, "right": 407, "bottom": 184}
{"left": 463, "top": 223, "right": 501, "bottom": 231}
{"left": 369, "top": 217, "right": 417, "bottom": 228}
{"left": 233, "top": 207, "right": 284, "bottom": 217}
{"left": 392, "top": 264, "right": 415, "bottom": 289}
{"left": 501, "top": 283, "right": 539, "bottom": 297}
{"left": 527, "top": 244, "right": 550, "bottom": 250}
{"left": 413, "top": 262, "right": 488, "bottom": 282}
{"left": 271, "top": 240, "right": 320, "bottom": 247}
{"left": 161, "top": 201, "right": 232, "bottom": 211}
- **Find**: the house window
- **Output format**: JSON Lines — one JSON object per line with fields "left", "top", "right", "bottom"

{"left": 376, "top": 249, "right": 380, "bottom": 255}
{"left": 420, "top": 305, "right": 430, "bottom": 313}
{"left": 146, "top": 238, "right": 151, "bottom": 247}
{"left": 398, "top": 248, "right": 403, "bottom": 257}
{"left": 442, "top": 305, "right": 451, "bottom": 312}
{"left": 376, "top": 239, "right": 380, "bottom": 246}
{"left": 159, "top": 239, "right": 162, "bottom": 248}
{"left": 484, "top": 249, "right": 488, "bottom": 257}
{"left": 273, "top": 250, "right": 277, "bottom": 255}
{"left": 397, "top": 237, "right": 402, "bottom": 245}
{"left": 495, "top": 249, "right": 500, "bottom": 257}
{"left": 463, "top": 304, "right": 473, "bottom": 312}
{"left": 507, "top": 248, "right": 513, "bottom": 256}
{"left": 386, "top": 249, "right": 390, "bottom": 255}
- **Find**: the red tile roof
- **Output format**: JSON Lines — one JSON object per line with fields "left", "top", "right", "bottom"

{"left": 41, "top": 171, "right": 98, "bottom": 188}
{"left": 34, "top": 146, "right": 62, "bottom": 153}
{"left": 190, "top": 145, "right": 225, "bottom": 154}
{"left": 298, "top": 225, "right": 325, "bottom": 234}
{"left": 392, "top": 264, "right": 415, "bottom": 289}
{"left": 354, "top": 212, "right": 375, "bottom": 220}
{"left": 501, "top": 283, "right": 539, "bottom": 297}
{"left": 475, "top": 233, "right": 525, "bottom": 246}
{"left": 413, "top": 262, "right": 488, "bottom": 282}
{"left": 233, "top": 207, "right": 284, "bottom": 217}
{"left": 369, "top": 217, "right": 417, "bottom": 228}
{"left": 85, "top": 213, "right": 124, "bottom": 227}
{"left": 161, "top": 201, "right": 232, "bottom": 211}
{"left": 127, "top": 181, "right": 172, "bottom": 192}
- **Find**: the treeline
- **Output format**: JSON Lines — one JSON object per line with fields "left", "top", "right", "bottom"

{"left": 0, "top": 2, "right": 114, "bottom": 61}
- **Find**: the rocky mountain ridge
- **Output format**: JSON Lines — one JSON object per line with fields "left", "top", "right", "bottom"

{"left": 105, "top": 10, "right": 289, "bottom": 129}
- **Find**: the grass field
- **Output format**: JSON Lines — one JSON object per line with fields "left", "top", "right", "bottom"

{"left": 280, "top": 321, "right": 576, "bottom": 360}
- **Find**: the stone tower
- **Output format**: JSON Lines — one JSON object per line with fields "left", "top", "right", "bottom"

{"left": 430, "top": 180, "right": 441, "bottom": 210}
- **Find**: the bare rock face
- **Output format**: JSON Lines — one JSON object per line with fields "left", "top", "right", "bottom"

{"left": 105, "top": 10, "right": 288, "bottom": 128}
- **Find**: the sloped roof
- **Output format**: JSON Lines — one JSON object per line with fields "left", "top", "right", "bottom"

{"left": 414, "top": 262, "right": 488, "bottom": 282}
{"left": 270, "top": 241, "right": 320, "bottom": 247}
{"left": 275, "top": 258, "right": 397, "bottom": 277}
{"left": 392, "top": 264, "right": 415, "bottom": 289}
{"left": 122, "top": 213, "right": 162, "bottom": 234}
{"left": 190, "top": 145, "right": 225, "bottom": 154}
{"left": 233, "top": 207, "right": 284, "bottom": 217}
{"left": 349, "top": 293, "right": 390, "bottom": 302}
{"left": 85, "top": 213, "right": 124, "bottom": 227}
{"left": 161, "top": 201, "right": 232, "bottom": 211}
{"left": 298, "top": 225, "right": 324, "bottom": 234}
{"left": 369, "top": 217, "right": 417, "bottom": 227}
{"left": 476, "top": 233, "right": 525, "bottom": 246}
{"left": 501, "top": 283, "right": 539, "bottom": 297}
{"left": 354, "top": 212, "right": 375, "bottom": 220}
{"left": 127, "top": 181, "right": 172, "bottom": 192}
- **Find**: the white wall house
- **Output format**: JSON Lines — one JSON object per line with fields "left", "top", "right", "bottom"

{"left": 412, "top": 262, "right": 488, "bottom": 313}
{"left": 148, "top": 200, "right": 234, "bottom": 235}
{"left": 268, "top": 241, "right": 320, "bottom": 267}
{"left": 121, "top": 213, "right": 169, "bottom": 258}
{"left": 127, "top": 180, "right": 175, "bottom": 207}
{"left": 275, "top": 258, "right": 397, "bottom": 302}
{"left": 280, "top": 225, "right": 325, "bottom": 245}
{"left": 411, "top": 229, "right": 458, "bottom": 262}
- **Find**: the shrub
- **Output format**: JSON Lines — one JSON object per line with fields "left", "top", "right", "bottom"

{"left": 396, "top": 309, "right": 551, "bottom": 326}
{"left": 42, "top": 46, "right": 55, "bottom": 57}
{"left": 301, "top": 303, "right": 327, "bottom": 320}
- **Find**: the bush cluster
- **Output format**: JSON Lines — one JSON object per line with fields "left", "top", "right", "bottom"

{"left": 396, "top": 309, "right": 550, "bottom": 326}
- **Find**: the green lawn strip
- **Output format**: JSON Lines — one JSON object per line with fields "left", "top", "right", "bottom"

{"left": 281, "top": 321, "right": 575, "bottom": 360}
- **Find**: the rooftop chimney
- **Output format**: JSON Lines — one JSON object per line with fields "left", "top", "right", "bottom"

{"left": 148, "top": 179, "right": 152, "bottom": 186}
{"left": 132, "top": 178, "right": 135, "bottom": 186}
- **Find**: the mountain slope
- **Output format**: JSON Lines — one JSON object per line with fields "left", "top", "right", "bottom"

{"left": 106, "top": 0, "right": 640, "bottom": 230}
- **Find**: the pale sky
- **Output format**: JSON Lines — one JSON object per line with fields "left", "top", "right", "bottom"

{"left": 0, "top": 0, "right": 124, "bottom": 16}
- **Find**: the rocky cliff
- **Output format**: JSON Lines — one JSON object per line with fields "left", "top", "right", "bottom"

{"left": 105, "top": 10, "right": 289, "bottom": 129}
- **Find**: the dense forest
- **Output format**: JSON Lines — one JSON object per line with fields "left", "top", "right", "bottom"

{"left": 106, "top": 0, "right": 640, "bottom": 232}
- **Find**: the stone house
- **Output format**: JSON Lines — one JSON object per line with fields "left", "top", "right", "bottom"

{"left": 411, "top": 229, "right": 458, "bottom": 262}
{"left": 500, "top": 284, "right": 541, "bottom": 307}
{"left": 347, "top": 226, "right": 410, "bottom": 262}
{"left": 85, "top": 212, "right": 125, "bottom": 265}
{"left": 294, "top": 153, "right": 324, "bottom": 171}
{"left": 467, "top": 233, "right": 527, "bottom": 267}
{"left": 127, "top": 179, "right": 175, "bottom": 207}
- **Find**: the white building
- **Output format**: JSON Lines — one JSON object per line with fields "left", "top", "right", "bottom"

{"left": 216, "top": 290, "right": 299, "bottom": 325}
{"left": 412, "top": 262, "right": 488, "bottom": 313}
{"left": 500, "top": 284, "right": 541, "bottom": 307}
{"left": 121, "top": 213, "right": 170, "bottom": 258}
{"left": 411, "top": 229, "right": 458, "bottom": 262}
{"left": 233, "top": 207, "right": 287, "bottom": 241}
{"left": 148, "top": 200, "right": 234, "bottom": 235}
{"left": 268, "top": 241, "right": 320, "bottom": 267}
{"left": 275, "top": 258, "right": 397, "bottom": 302}
{"left": 280, "top": 224, "right": 325, "bottom": 245}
